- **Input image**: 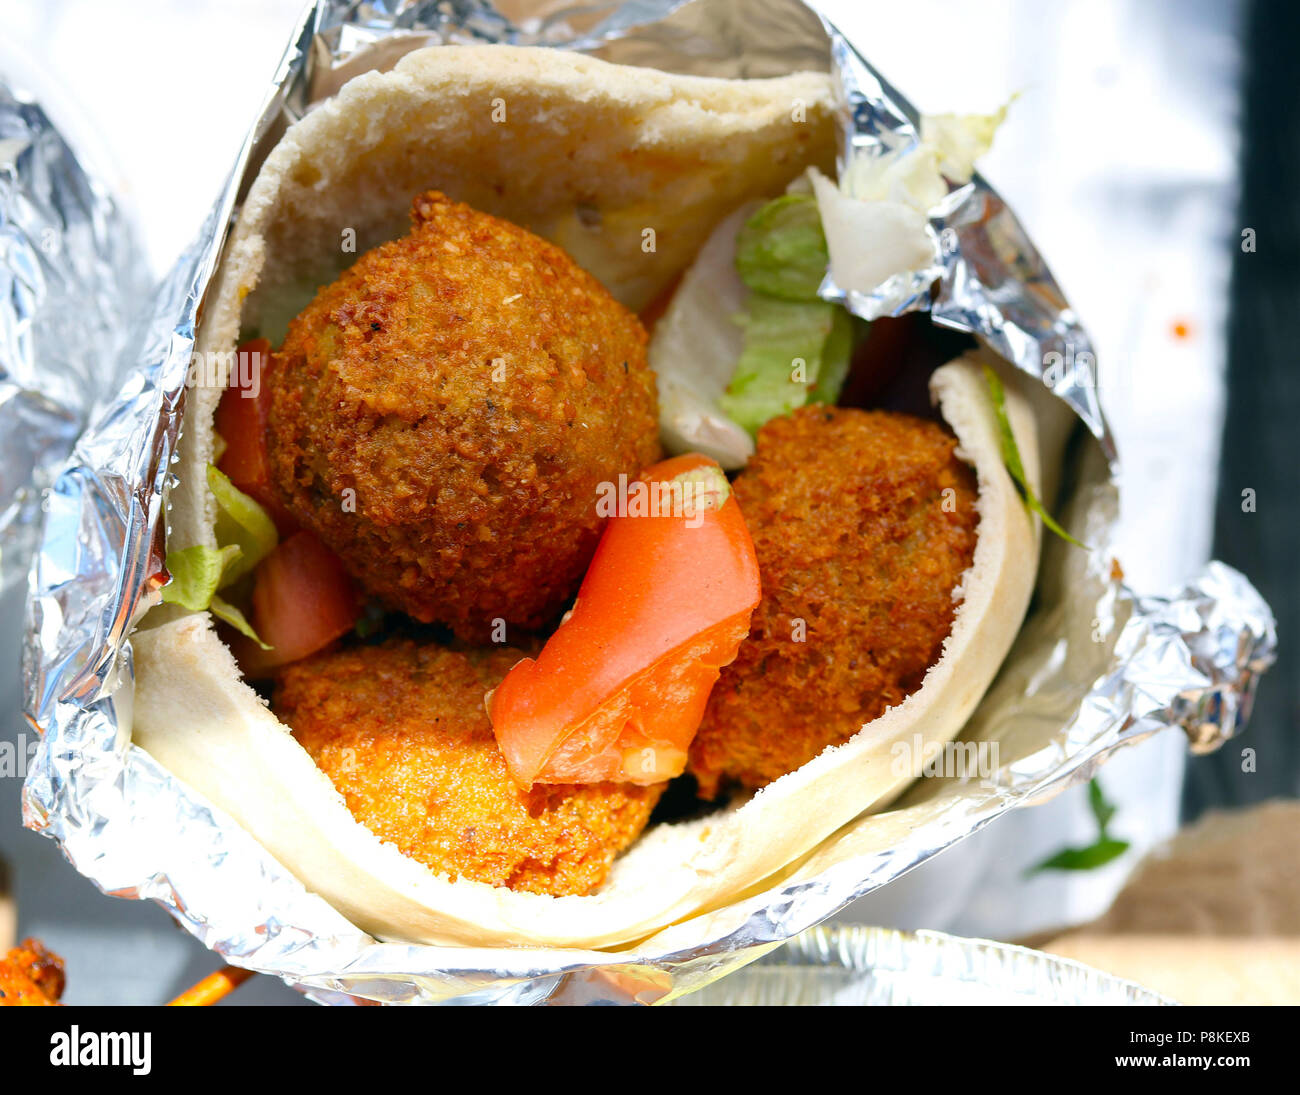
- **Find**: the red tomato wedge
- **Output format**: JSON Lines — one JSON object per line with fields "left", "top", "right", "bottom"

{"left": 232, "top": 531, "right": 361, "bottom": 677}
{"left": 214, "top": 338, "right": 297, "bottom": 536}
{"left": 487, "top": 453, "right": 761, "bottom": 787}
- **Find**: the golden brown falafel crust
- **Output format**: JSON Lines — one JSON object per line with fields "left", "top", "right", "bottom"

{"left": 687, "top": 406, "right": 980, "bottom": 797}
{"left": 274, "top": 639, "right": 663, "bottom": 896}
{"left": 0, "top": 939, "right": 65, "bottom": 1006}
{"left": 266, "top": 191, "right": 662, "bottom": 641}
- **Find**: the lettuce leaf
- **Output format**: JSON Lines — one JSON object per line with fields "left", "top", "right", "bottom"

{"left": 720, "top": 296, "right": 838, "bottom": 434}
{"left": 159, "top": 465, "right": 277, "bottom": 648}
{"left": 719, "top": 195, "right": 859, "bottom": 433}
{"left": 734, "top": 194, "right": 829, "bottom": 301}
{"left": 650, "top": 203, "right": 757, "bottom": 469}
{"left": 808, "top": 307, "right": 855, "bottom": 405}
{"left": 207, "top": 464, "right": 277, "bottom": 584}
{"left": 160, "top": 544, "right": 242, "bottom": 612}
{"left": 210, "top": 595, "right": 271, "bottom": 649}
{"left": 921, "top": 101, "right": 1013, "bottom": 183}
{"left": 984, "top": 365, "right": 1085, "bottom": 548}
{"left": 816, "top": 100, "right": 1011, "bottom": 301}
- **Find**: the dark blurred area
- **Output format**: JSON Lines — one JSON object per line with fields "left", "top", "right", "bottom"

{"left": 1183, "top": 0, "right": 1300, "bottom": 817}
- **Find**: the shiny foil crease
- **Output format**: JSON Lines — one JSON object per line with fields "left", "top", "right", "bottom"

{"left": 667, "top": 924, "right": 1176, "bottom": 1005}
{"left": 19, "top": 0, "right": 1276, "bottom": 1005}
{"left": 0, "top": 80, "right": 144, "bottom": 599}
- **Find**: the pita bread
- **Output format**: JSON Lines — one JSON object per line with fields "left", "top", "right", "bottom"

{"left": 131, "top": 44, "right": 1043, "bottom": 948}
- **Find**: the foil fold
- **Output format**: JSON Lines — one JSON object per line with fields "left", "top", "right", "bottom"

{"left": 0, "top": 79, "right": 144, "bottom": 599}
{"left": 666, "top": 924, "right": 1177, "bottom": 1005}
{"left": 17, "top": 0, "right": 1277, "bottom": 1005}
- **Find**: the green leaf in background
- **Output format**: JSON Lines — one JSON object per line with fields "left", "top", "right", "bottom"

{"left": 1028, "top": 777, "right": 1130, "bottom": 875}
{"left": 207, "top": 464, "right": 278, "bottom": 584}
{"left": 1089, "top": 776, "right": 1119, "bottom": 835}
{"left": 160, "top": 544, "right": 242, "bottom": 612}
{"left": 735, "top": 194, "right": 830, "bottom": 301}
{"left": 983, "top": 364, "right": 1086, "bottom": 548}
{"left": 1029, "top": 837, "right": 1130, "bottom": 874}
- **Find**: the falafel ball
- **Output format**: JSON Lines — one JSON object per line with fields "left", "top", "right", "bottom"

{"left": 687, "top": 406, "right": 980, "bottom": 797}
{"left": 274, "top": 638, "right": 664, "bottom": 896}
{"left": 0, "top": 939, "right": 65, "bottom": 1006}
{"left": 266, "top": 191, "right": 662, "bottom": 641}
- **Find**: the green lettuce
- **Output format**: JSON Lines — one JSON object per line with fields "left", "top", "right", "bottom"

{"left": 159, "top": 464, "right": 277, "bottom": 647}
{"left": 207, "top": 464, "right": 277, "bottom": 583}
{"left": 735, "top": 194, "right": 830, "bottom": 300}
{"left": 210, "top": 596, "right": 270, "bottom": 649}
{"left": 983, "top": 365, "right": 1085, "bottom": 548}
{"left": 160, "top": 544, "right": 241, "bottom": 612}
{"left": 808, "top": 308, "right": 855, "bottom": 404}
{"left": 720, "top": 297, "right": 852, "bottom": 434}
{"left": 722, "top": 194, "right": 859, "bottom": 434}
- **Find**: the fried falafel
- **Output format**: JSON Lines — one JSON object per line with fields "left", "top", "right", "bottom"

{"left": 688, "top": 405, "right": 981, "bottom": 797}
{"left": 0, "top": 939, "right": 65, "bottom": 1006}
{"left": 266, "top": 191, "right": 662, "bottom": 641}
{"left": 274, "top": 639, "right": 664, "bottom": 896}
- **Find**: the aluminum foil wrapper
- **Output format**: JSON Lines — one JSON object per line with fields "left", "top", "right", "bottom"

{"left": 19, "top": 0, "right": 1277, "bottom": 1005}
{"left": 667, "top": 924, "right": 1176, "bottom": 1005}
{"left": 0, "top": 78, "right": 144, "bottom": 598}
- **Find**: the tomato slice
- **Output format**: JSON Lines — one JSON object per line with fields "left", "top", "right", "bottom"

{"left": 214, "top": 338, "right": 297, "bottom": 536}
{"left": 231, "top": 531, "right": 361, "bottom": 677}
{"left": 487, "top": 454, "right": 760, "bottom": 787}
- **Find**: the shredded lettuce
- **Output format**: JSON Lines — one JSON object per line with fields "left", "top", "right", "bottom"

{"left": 808, "top": 308, "right": 855, "bottom": 405}
{"left": 650, "top": 203, "right": 757, "bottom": 469}
{"left": 718, "top": 195, "right": 858, "bottom": 434}
{"left": 734, "top": 194, "right": 829, "bottom": 300}
{"left": 160, "top": 464, "right": 277, "bottom": 645}
{"left": 208, "top": 464, "right": 277, "bottom": 584}
{"left": 210, "top": 595, "right": 270, "bottom": 649}
{"left": 720, "top": 297, "right": 835, "bottom": 433}
{"left": 811, "top": 167, "right": 936, "bottom": 298}
{"left": 921, "top": 102, "right": 1013, "bottom": 184}
{"left": 983, "top": 365, "right": 1085, "bottom": 548}
{"left": 817, "top": 100, "right": 1012, "bottom": 300}
{"left": 160, "top": 544, "right": 242, "bottom": 612}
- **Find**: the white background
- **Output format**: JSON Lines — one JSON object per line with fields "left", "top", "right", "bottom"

{"left": 0, "top": 0, "right": 1240, "bottom": 1002}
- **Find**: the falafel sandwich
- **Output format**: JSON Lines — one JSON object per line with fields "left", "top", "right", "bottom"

{"left": 132, "top": 44, "right": 1056, "bottom": 948}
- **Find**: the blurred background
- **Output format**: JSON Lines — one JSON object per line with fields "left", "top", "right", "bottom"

{"left": 0, "top": 0, "right": 1292, "bottom": 1003}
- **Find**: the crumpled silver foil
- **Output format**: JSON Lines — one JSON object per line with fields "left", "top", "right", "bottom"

{"left": 19, "top": 0, "right": 1277, "bottom": 1005}
{"left": 667, "top": 924, "right": 1176, "bottom": 1005}
{"left": 0, "top": 78, "right": 144, "bottom": 598}
{"left": 813, "top": 15, "right": 1113, "bottom": 459}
